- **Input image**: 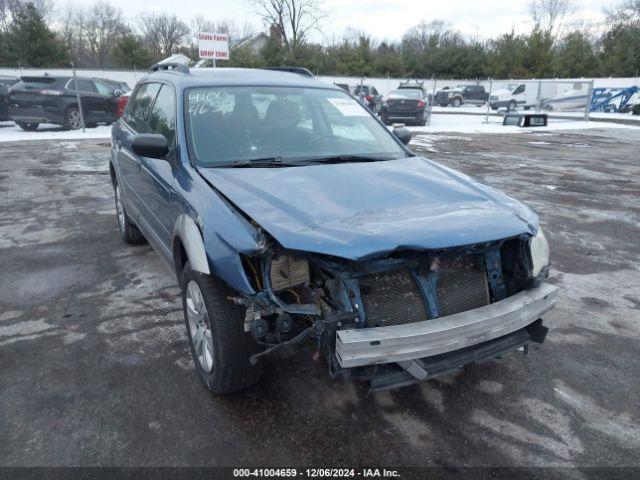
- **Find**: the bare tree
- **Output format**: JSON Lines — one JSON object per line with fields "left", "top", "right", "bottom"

{"left": 83, "top": 1, "right": 127, "bottom": 68}
{"left": 401, "top": 20, "right": 452, "bottom": 53}
{"left": 248, "top": 0, "right": 325, "bottom": 47}
{"left": 138, "top": 12, "right": 190, "bottom": 57}
{"left": 528, "top": 0, "right": 577, "bottom": 37}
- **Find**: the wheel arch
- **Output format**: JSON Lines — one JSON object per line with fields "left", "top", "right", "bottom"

{"left": 173, "top": 214, "right": 211, "bottom": 285}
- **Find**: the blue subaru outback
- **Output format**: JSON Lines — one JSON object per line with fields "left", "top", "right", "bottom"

{"left": 110, "top": 64, "right": 556, "bottom": 394}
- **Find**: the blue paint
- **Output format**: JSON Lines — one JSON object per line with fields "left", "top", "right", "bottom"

{"left": 485, "top": 248, "right": 507, "bottom": 301}
{"left": 198, "top": 155, "right": 538, "bottom": 261}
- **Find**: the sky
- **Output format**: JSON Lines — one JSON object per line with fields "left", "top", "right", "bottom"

{"left": 105, "top": 0, "right": 619, "bottom": 42}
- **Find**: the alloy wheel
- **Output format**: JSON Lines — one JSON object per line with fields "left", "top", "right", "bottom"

{"left": 186, "top": 280, "right": 215, "bottom": 373}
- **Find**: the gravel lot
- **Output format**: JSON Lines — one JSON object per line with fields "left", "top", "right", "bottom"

{"left": 0, "top": 129, "right": 639, "bottom": 474}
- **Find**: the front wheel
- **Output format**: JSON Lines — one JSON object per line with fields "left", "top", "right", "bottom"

{"left": 182, "top": 261, "right": 263, "bottom": 394}
{"left": 507, "top": 101, "right": 517, "bottom": 112}
{"left": 451, "top": 97, "right": 462, "bottom": 108}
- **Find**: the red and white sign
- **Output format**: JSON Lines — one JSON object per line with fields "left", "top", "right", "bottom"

{"left": 197, "top": 32, "right": 229, "bottom": 60}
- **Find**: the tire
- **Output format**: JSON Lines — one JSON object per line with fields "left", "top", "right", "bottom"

{"left": 418, "top": 112, "right": 427, "bottom": 126}
{"left": 113, "top": 181, "right": 146, "bottom": 244}
{"left": 451, "top": 97, "right": 462, "bottom": 108}
{"left": 507, "top": 101, "right": 517, "bottom": 112}
{"left": 181, "top": 261, "right": 263, "bottom": 394}
{"left": 63, "top": 106, "right": 83, "bottom": 130}
{"left": 17, "top": 122, "right": 39, "bottom": 131}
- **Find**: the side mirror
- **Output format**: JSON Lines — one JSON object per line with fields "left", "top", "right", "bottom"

{"left": 113, "top": 89, "right": 123, "bottom": 97}
{"left": 131, "top": 134, "right": 169, "bottom": 159}
{"left": 393, "top": 126, "right": 412, "bottom": 145}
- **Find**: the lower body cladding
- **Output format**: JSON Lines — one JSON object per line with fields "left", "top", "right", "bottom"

{"left": 241, "top": 237, "right": 556, "bottom": 391}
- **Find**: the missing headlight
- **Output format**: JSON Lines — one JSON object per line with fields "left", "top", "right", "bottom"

{"left": 530, "top": 228, "right": 550, "bottom": 277}
{"left": 270, "top": 253, "right": 310, "bottom": 291}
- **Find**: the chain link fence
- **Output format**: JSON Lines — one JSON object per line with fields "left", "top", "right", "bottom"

{"left": 0, "top": 67, "right": 131, "bottom": 133}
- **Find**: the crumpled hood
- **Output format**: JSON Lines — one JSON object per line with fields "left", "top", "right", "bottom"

{"left": 198, "top": 156, "right": 538, "bottom": 260}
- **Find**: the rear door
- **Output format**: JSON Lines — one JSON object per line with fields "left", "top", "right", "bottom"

{"left": 115, "top": 82, "right": 162, "bottom": 219}
{"left": 136, "top": 84, "right": 178, "bottom": 250}
{"left": 68, "top": 78, "right": 102, "bottom": 122}
{"left": 93, "top": 79, "right": 118, "bottom": 122}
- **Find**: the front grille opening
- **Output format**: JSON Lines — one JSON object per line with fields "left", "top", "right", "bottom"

{"left": 360, "top": 269, "right": 429, "bottom": 327}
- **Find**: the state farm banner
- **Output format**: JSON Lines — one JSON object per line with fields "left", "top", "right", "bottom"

{"left": 198, "top": 32, "right": 229, "bottom": 60}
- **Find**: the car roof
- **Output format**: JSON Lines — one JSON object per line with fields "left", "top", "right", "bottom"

{"left": 140, "top": 67, "right": 341, "bottom": 91}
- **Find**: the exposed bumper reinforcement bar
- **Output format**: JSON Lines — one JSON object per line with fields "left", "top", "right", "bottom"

{"left": 336, "top": 283, "right": 558, "bottom": 368}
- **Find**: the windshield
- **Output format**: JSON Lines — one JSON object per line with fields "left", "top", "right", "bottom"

{"left": 389, "top": 89, "right": 422, "bottom": 99}
{"left": 185, "top": 86, "right": 408, "bottom": 167}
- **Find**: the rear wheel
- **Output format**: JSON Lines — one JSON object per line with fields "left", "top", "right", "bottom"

{"left": 17, "top": 122, "right": 39, "bottom": 131}
{"left": 418, "top": 112, "right": 427, "bottom": 126}
{"left": 113, "top": 181, "right": 145, "bottom": 244}
{"left": 63, "top": 107, "right": 82, "bottom": 130}
{"left": 181, "top": 261, "right": 263, "bottom": 394}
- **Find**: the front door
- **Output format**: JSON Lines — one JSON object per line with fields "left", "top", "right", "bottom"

{"left": 137, "top": 84, "right": 179, "bottom": 250}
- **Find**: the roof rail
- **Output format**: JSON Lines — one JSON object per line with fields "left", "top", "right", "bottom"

{"left": 261, "top": 67, "right": 314, "bottom": 77}
{"left": 150, "top": 62, "right": 190, "bottom": 74}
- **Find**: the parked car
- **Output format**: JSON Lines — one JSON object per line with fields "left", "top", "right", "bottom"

{"left": 435, "top": 84, "right": 488, "bottom": 107}
{"left": 380, "top": 88, "right": 428, "bottom": 125}
{"left": 0, "top": 75, "right": 18, "bottom": 121}
{"left": 354, "top": 84, "right": 383, "bottom": 112}
{"left": 8, "top": 75, "right": 121, "bottom": 131}
{"left": 95, "top": 78, "right": 130, "bottom": 93}
{"left": 115, "top": 90, "right": 131, "bottom": 118}
{"left": 110, "top": 65, "right": 555, "bottom": 394}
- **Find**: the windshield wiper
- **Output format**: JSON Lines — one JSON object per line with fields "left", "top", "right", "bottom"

{"left": 218, "top": 157, "right": 297, "bottom": 168}
{"left": 305, "top": 155, "right": 390, "bottom": 165}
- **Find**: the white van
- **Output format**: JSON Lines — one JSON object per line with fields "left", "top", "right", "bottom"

{"left": 489, "top": 82, "right": 556, "bottom": 111}
{"left": 489, "top": 83, "right": 533, "bottom": 111}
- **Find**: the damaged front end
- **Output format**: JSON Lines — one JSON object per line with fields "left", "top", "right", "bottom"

{"left": 231, "top": 233, "right": 557, "bottom": 391}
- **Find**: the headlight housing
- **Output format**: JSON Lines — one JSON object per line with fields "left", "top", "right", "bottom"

{"left": 529, "top": 228, "right": 550, "bottom": 277}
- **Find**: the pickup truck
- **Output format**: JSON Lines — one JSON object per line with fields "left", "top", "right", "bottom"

{"left": 435, "top": 85, "right": 488, "bottom": 107}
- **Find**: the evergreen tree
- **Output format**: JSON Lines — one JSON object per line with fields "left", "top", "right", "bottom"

{"left": 4, "top": 3, "right": 69, "bottom": 67}
{"left": 111, "top": 34, "right": 154, "bottom": 69}
{"left": 555, "top": 31, "right": 599, "bottom": 77}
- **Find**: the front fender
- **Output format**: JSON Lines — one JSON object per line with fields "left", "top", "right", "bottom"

{"left": 173, "top": 214, "right": 210, "bottom": 275}
{"left": 173, "top": 168, "right": 264, "bottom": 295}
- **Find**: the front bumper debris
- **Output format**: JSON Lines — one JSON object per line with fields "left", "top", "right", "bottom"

{"left": 335, "top": 283, "right": 557, "bottom": 368}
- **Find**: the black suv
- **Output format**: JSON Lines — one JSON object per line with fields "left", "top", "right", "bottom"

{"left": 9, "top": 75, "right": 122, "bottom": 131}
{"left": 0, "top": 75, "right": 18, "bottom": 122}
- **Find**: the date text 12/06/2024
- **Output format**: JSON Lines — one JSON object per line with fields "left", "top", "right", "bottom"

{"left": 232, "top": 468, "right": 401, "bottom": 478}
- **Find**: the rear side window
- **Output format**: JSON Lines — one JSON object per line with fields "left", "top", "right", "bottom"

{"left": 148, "top": 85, "right": 176, "bottom": 146}
{"left": 94, "top": 80, "right": 114, "bottom": 96}
{"left": 123, "top": 83, "right": 161, "bottom": 132}
{"left": 69, "top": 78, "right": 98, "bottom": 93}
